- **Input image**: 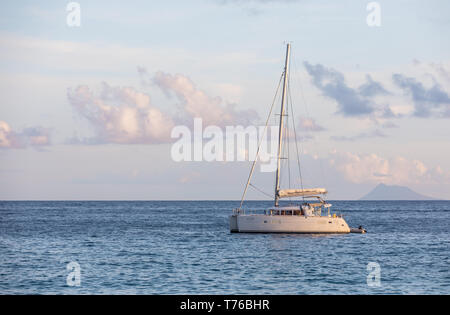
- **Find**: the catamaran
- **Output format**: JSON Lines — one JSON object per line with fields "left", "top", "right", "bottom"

{"left": 230, "top": 44, "right": 360, "bottom": 234}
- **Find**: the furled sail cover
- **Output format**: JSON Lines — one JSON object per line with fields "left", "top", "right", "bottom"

{"left": 278, "top": 188, "right": 327, "bottom": 198}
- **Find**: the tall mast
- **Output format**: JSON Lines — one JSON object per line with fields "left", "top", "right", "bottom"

{"left": 274, "top": 43, "right": 291, "bottom": 207}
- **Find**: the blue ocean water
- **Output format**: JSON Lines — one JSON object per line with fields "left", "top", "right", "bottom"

{"left": 0, "top": 200, "right": 449, "bottom": 294}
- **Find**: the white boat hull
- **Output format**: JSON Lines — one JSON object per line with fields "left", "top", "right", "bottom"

{"left": 230, "top": 214, "right": 350, "bottom": 234}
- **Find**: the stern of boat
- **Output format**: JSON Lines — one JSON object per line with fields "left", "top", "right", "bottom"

{"left": 229, "top": 214, "right": 238, "bottom": 233}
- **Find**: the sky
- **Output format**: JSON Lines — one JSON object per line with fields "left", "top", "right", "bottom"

{"left": 0, "top": 0, "right": 449, "bottom": 200}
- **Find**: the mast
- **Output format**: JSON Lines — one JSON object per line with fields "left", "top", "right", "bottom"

{"left": 274, "top": 43, "right": 291, "bottom": 207}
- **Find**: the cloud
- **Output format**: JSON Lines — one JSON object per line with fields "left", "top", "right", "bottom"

{"left": 304, "top": 62, "right": 390, "bottom": 117}
{"left": 392, "top": 73, "right": 450, "bottom": 118}
{"left": 429, "top": 62, "right": 450, "bottom": 83}
{"left": 68, "top": 71, "right": 258, "bottom": 144}
{"left": 217, "top": 0, "right": 299, "bottom": 5}
{"left": 219, "top": 0, "right": 298, "bottom": 2}
{"left": 152, "top": 71, "right": 258, "bottom": 127}
{"left": 329, "top": 151, "right": 449, "bottom": 185}
{"left": 358, "top": 75, "right": 390, "bottom": 97}
{"left": 67, "top": 83, "right": 175, "bottom": 144}
{"left": 297, "top": 117, "right": 326, "bottom": 132}
{"left": 178, "top": 171, "right": 201, "bottom": 184}
{"left": 330, "top": 129, "right": 386, "bottom": 142}
{"left": 0, "top": 121, "right": 50, "bottom": 149}
{"left": 381, "top": 121, "right": 398, "bottom": 129}
{"left": 215, "top": 0, "right": 300, "bottom": 16}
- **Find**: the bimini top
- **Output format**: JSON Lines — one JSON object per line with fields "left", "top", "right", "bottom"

{"left": 277, "top": 188, "right": 327, "bottom": 198}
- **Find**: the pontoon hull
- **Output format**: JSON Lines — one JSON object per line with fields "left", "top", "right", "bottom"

{"left": 230, "top": 214, "right": 350, "bottom": 234}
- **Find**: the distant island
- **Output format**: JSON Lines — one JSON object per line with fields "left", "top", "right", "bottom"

{"left": 360, "top": 183, "right": 437, "bottom": 200}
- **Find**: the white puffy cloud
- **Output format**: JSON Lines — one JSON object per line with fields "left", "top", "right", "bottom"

{"left": 153, "top": 71, "right": 258, "bottom": 127}
{"left": 67, "top": 83, "right": 175, "bottom": 144}
{"left": 0, "top": 121, "right": 14, "bottom": 148}
{"left": 68, "top": 71, "right": 258, "bottom": 144}
{"left": 0, "top": 120, "right": 50, "bottom": 149}
{"left": 329, "top": 150, "right": 449, "bottom": 185}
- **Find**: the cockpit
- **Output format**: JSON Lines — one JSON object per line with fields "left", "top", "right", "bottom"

{"left": 268, "top": 198, "right": 332, "bottom": 217}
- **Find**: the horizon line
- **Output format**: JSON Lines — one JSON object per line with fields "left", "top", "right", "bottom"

{"left": 0, "top": 199, "right": 447, "bottom": 202}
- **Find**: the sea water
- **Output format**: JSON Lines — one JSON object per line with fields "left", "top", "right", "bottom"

{"left": 0, "top": 200, "right": 448, "bottom": 294}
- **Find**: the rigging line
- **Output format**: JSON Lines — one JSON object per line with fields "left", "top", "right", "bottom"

{"left": 238, "top": 72, "right": 284, "bottom": 210}
{"left": 278, "top": 120, "right": 284, "bottom": 195}
{"left": 288, "top": 76, "right": 303, "bottom": 186}
{"left": 287, "top": 102, "right": 293, "bottom": 203}
{"left": 283, "top": 97, "right": 292, "bottom": 201}
{"left": 294, "top": 58, "right": 328, "bottom": 190}
{"left": 286, "top": 87, "right": 292, "bottom": 197}
{"left": 287, "top": 70, "right": 305, "bottom": 202}
{"left": 272, "top": 79, "right": 282, "bottom": 126}
{"left": 249, "top": 183, "right": 273, "bottom": 199}
{"left": 291, "top": 58, "right": 308, "bottom": 181}
{"left": 279, "top": 102, "right": 290, "bottom": 200}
